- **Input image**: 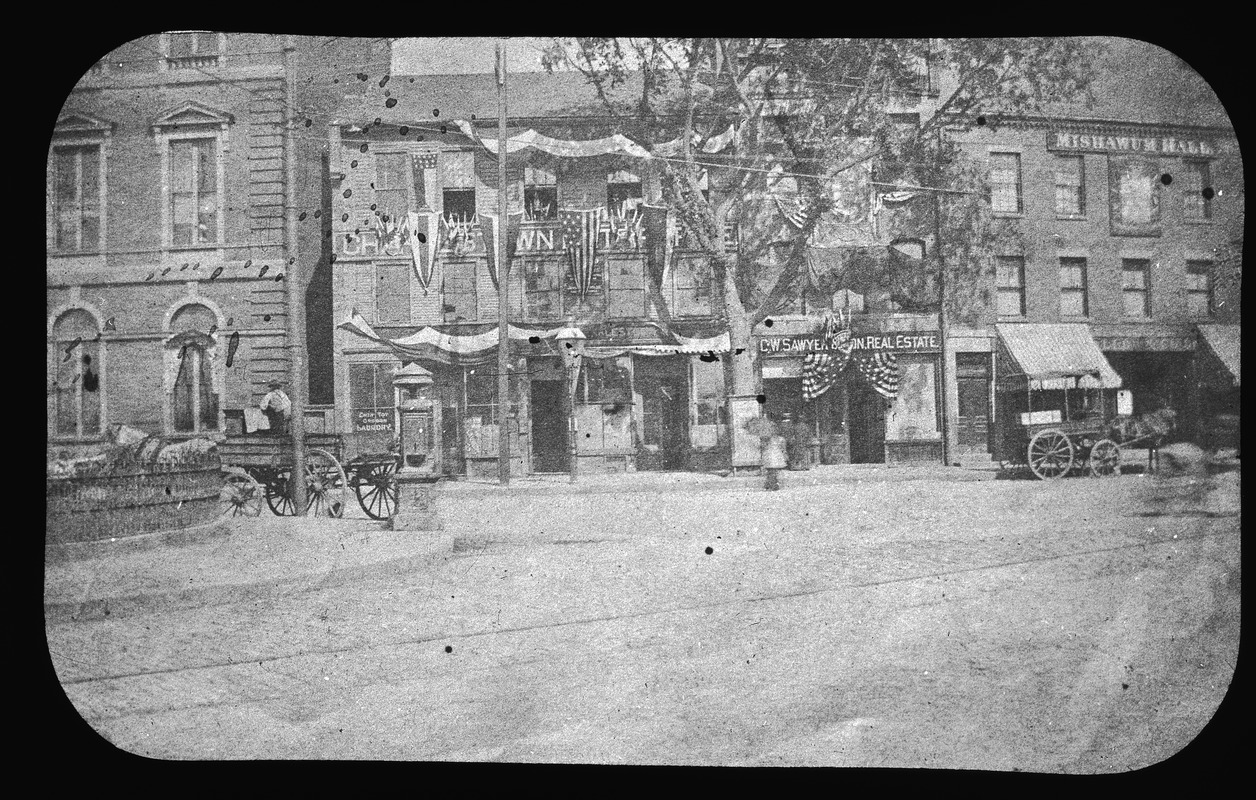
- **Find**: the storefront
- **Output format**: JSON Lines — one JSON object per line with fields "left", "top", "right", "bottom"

{"left": 757, "top": 314, "right": 945, "bottom": 465}
{"left": 1193, "top": 324, "right": 1240, "bottom": 451}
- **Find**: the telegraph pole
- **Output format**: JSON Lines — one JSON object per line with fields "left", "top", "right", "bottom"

{"left": 496, "top": 40, "right": 511, "bottom": 486}
{"left": 933, "top": 127, "right": 955, "bottom": 468}
{"left": 283, "top": 37, "right": 308, "bottom": 512}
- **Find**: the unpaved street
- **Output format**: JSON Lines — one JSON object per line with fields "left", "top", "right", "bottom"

{"left": 47, "top": 470, "right": 1240, "bottom": 769}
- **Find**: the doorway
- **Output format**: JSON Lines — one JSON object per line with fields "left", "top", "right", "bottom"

{"left": 847, "top": 379, "right": 886, "bottom": 463}
{"left": 955, "top": 353, "right": 991, "bottom": 455}
{"left": 530, "top": 379, "right": 568, "bottom": 473}
{"left": 636, "top": 358, "right": 689, "bottom": 470}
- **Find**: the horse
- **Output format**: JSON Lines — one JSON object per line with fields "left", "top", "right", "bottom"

{"left": 1109, "top": 407, "right": 1178, "bottom": 474}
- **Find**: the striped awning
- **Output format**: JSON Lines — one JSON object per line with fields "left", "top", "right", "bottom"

{"left": 996, "top": 324, "right": 1123, "bottom": 390}
{"left": 1198, "top": 324, "right": 1241, "bottom": 386}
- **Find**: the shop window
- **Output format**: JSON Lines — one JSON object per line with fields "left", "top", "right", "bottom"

{"left": 169, "top": 137, "right": 219, "bottom": 247}
{"left": 375, "top": 262, "right": 411, "bottom": 325}
{"left": 1121, "top": 259, "right": 1151, "bottom": 317}
{"left": 464, "top": 367, "right": 521, "bottom": 426}
{"left": 1059, "top": 257, "right": 1088, "bottom": 318}
{"left": 349, "top": 362, "right": 396, "bottom": 433}
{"left": 442, "top": 260, "right": 477, "bottom": 323}
{"left": 989, "top": 153, "right": 1022, "bottom": 215}
{"left": 524, "top": 164, "right": 558, "bottom": 220}
{"left": 52, "top": 144, "right": 101, "bottom": 252}
{"left": 374, "top": 152, "right": 412, "bottom": 226}
{"left": 1181, "top": 161, "right": 1213, "bottom": 221}
{"left": 52, "top": 309, "right": 102, "bottom": 437}
{"left": 692, "top": 357, "right": 726, "bottom": 428}
{"left": 1053, "top": 155, "right": 1085, "bottom": 217}
{"left": 996, "top": 256, "right": 1026, "bottom": 317}
{"left": 1109, "top": 157, "right": 1161, "bottom": 235}
{"left": 441, "top": 150, "right": 477, "bottom": 223}
{"left": 1186, "top": 261, "right": 1213, "bottom": 317}
{"left": 607, "top": 169, "right": 643, "bottom": 217}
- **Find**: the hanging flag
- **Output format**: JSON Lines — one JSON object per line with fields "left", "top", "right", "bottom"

{"left": 641, "top": 203, "right": 674, "bottom": 287}
{"left": 802, "top": 311, "right": 854, "bottom": 401}
{"left": 775, "top": 195, "right": 810, "bottom": 229}
{"left": 411, "top": 152, "right": 438, "bottom": 209}
{"left": 560, "top": 207, "right": 603, "bottom": 300}
{"left": 482, "top": 211, "right": 524, "bottom": 290}
{"left": 406, "top": 211, "right": 439, "bottom": 294}
{"left": 852, "top": 350, "right": 900, "bottom": 399}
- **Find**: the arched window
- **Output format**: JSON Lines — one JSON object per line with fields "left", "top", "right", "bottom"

{"left": 52, "top": 309, "right": 102, "bottom": 437}
{"left": 168, "top": 303, "right": 219, "bottom": 433}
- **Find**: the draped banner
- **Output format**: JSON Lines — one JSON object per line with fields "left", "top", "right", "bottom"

{"left": 640, "top": 203, "right": 674, "bottom": 287}
{"left": 453, "top": 119, "right": 651, "bottom": 159}
{"left": 560, "top": 207, "right": 603, "bottom": 300}
{"left": 482, "top": 211, "right": 524, "bottom": 290}
{"left": 337, "top": 310, "right": 566, "bottom": 366}
{"left": 406, "top": 211, "right": 439, "bottom": 294}
{"left": 801, "top": 311, "right": 854, "bottom": 401}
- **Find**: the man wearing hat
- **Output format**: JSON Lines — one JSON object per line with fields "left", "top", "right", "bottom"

{"left": 260, "top": 380, "right": 292, "bottom": 435}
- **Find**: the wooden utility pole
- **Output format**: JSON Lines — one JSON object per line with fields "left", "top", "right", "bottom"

{"left": 283, "top": 37, "right": 308, "bottom": 512}
{"left": 933, "top": 128, "right": 955, "bottom": 468}
{"left": 496, "top": 40, "right": 511, "bottom": 486}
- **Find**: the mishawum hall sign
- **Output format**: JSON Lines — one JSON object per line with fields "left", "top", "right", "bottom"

{"left": 1048, "top": 131, "right": 1216, "bottom": 156}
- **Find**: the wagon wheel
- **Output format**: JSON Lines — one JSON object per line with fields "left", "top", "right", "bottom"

{"left": 305, "top": 448, "right": 348, "bottom": 518}
{"left": 354, "top": 459, "right": 400, "bottom": 520}
{"left": 219, "top": 468, "right": 264, "bottom": 518}
{"left": 1088, "top": 438, "right": 1122, "bottom": 478}
{"left": 264, "top": 469, "right": 298, "bottom": 516}
{"left": 1027, "top": 428, "right": 1075, "bottom": 480}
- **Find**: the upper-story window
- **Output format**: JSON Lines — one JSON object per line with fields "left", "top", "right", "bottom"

{"left": 607, "top": 169, "right": 643, "bottom": 217}
{"left": 1109, "top": 157, "right": 1161, "bottom": 236}
{"left": 48, "top": 112, "right": 112, "bottom": 255}
{"left": 1186, "top": 260, "right": 1214, "bottom": 317}
{"left": 989, "top": 153, "right": 1022, "bottom": 215}
{"left": 1053, "top": 155, "right": 1085, "bottom": 218}
{"left": 52, "top": 145, "right": 101, "bottom": 252}
{"left": 165, "top": 31, "right": 223, "bottom": 69}
{"left": 524, "top": 164, "right": 558, "bottom": 220}
{"left": 1058, "top": 257, "right": 1089, "bottom": 317}
{"left": 1181, "top": 160, "right": 1213, "bottom": 222}
{"left": 170, "top": 138, "right": 219, "bottom": 246}
{"left": 1121, "top": 259, "right": 1151, "bottom": 318}
{"left": 152, "top": 102, "right": 233, "bottom": 251}
{"left": 996, "top": 255, "right": 1026, "bottom": 317}
{"left": 51, "top": 308, "right": 102, "bottom": 438}
{"left": 441, "top": 150, "right": 477, "bottom": 223}
{"left": 374, "top": 152, "right": 412, "bottom": 226}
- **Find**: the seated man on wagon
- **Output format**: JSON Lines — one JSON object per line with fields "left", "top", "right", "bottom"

{"left": 260, "top": 380, "right": 292, "bottom": 435}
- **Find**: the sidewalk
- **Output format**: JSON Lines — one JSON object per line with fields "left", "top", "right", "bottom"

{"left": 35, "top": 459, "right": 1045, "bottom": 624}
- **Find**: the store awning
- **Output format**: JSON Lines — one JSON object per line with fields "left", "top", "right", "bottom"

{"left": 996, "top": 324, "right": 1123, "bottom": 390}
{"left": 1198, "top": 324, "right": 1241, "bottom": 387}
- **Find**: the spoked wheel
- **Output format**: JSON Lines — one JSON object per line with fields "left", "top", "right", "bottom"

{"left": 354, "top": 459, "right": 399, "bottom": 520}
{"left": 219, "top": 468, "right": 264, "bottom": 517}
{"left": 305, "top": 448, "right": 347, "bottom": 518}
{"left": 1088, "top": 438, "right": 1123, "bottom": 477}
{"left": 1027, "top": 428, "right": 1075, "bottom": 480}
{"left": 264, "top": 469, "right": 298, "bottom": 516}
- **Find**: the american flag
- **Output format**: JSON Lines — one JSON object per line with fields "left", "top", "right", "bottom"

{"left": 406, "top": 211, "right": 438, "bottom": 294}
{"left": 852, "top": 351, "right": 900, "bottom": 399}
{"left": 411, "top": 152, "right": 439, "bottom": 171}
{"left": 560, "top": 207, "right": 603, "bottom": 299}
{"left": 775, "top": 195, "right": 811, "bottom": 229}
{"left": 802, "top": 312, "right": 853, "bottom": 401}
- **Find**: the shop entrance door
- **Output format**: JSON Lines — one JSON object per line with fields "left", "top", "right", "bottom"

{"left": 636, "top": 358, "right": 689, "bottom": 471}
{"left": 955, "top": 353, "right": 992, "bottom": 455}
{"left": 529, "top": 379, "right": 569, "bottom": 473}
{"left": 847, "top": 379, "right": 886, "bottom": 463}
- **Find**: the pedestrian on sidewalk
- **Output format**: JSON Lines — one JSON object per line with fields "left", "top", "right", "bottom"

{"left": 761, "top": 418, "right": 789, "bottom": 491}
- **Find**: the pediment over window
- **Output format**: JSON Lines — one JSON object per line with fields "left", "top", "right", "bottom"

{"left": 55, "top": 111, "right": 116, "bottom": 135}
{"left": 150, "top": 101, "right": 234, "bottom": 132}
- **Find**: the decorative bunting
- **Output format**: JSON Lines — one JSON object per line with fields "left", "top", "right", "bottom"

{"left": 406, "top": 211, "right": 439, "bottom": 294}
{"left": 481, "top": 211, "right": 524, "bottom": 290}
{"left": 801, "top": 311, "right": 853, "bottom": 401}
{"left": 852, "top": 350, "right": 900, "bottom": 399}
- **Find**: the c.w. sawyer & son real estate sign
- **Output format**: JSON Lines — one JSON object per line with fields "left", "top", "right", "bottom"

{"left": 759, "top": 332, "right": 941, "bottom": 354}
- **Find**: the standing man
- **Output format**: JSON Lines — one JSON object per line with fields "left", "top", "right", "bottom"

{"left": 260, "top": 380, "right": 292, "bottom": 435}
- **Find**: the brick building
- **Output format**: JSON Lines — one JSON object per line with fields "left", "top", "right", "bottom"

{"left": 324, "top": 39, "right": 1240, "bottom": 477}
{"left": 47, "top": 33, "right": 390, "bottom": 454}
